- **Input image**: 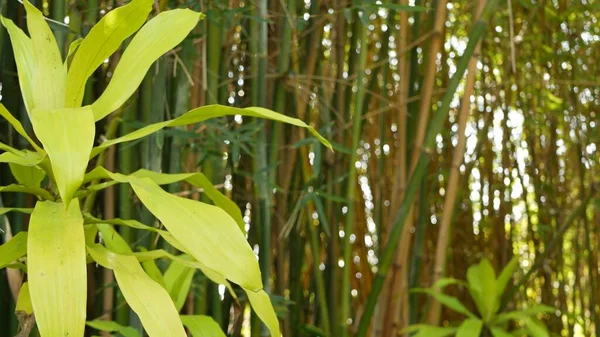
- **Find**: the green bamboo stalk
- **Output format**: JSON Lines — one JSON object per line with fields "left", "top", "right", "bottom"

{"left": 340, "top": 2, "right": 368, "bottom": 336}
{"left": 51, "top": 0, "right": 66, "bottom": 56}
{"left": 356, "top": 2, "right": 500, "bottom": 334}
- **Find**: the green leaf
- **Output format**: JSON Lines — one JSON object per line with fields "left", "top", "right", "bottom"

{"left": 433, "top": 277, "right": 468, "bottom": 290}
{"left": 91, "top": 105, "right": 332, "bottom": 158}
{"left": 0, "top": 184, "right": 53, "bottom": 200}
{"left": 0, "top": 231, "right": 27, "bottom": 269}
{"left": 9, "top": 163, "right": 45, "bottom": 188}
{"left": 23, "top": 0, "right": 65, "bottom": 110}
{"left": 412, "top": 289, "right": 476, "bottom": 319}
{"left": 496, "top": 257, "right": 518, "bottom": 300}
{"left": 0, "top": 150, "right": 45, "bottom": 167}
{"left": 86, "top": 320, "right": 141, "bottom": 337}
{"left": 95, "top": 223, "right": 132, "bottom": 254}
{"left": 92, "top": 9, "right": 201, "bottom": 121}
{"left": 0, "top": 208, "right": 33, "bottom": 216}
{"left": 139, "top": 248, "right": 166, "bottom": 288}
{"left": 479, "top": 259, "right": 497, "bottom": 320}
{"left": 180, "top": 315, "right": 226, "bottom": 337}
{"left": 246, "top": 290, "right": 281, "bottom": 337}
{"left": 164, "top": 257, "right": 196, "bottom": 312}
{"left": 28, "top": 199, "right": 87, "bottom": 337}
{"left": 30, "top": 106, "right": 95, "bottom": 205}
{"left": 467, "top": 263, "right": 485, "bottom": 318}
{"left": 0, "top": 17, "right": 35, "bottom": 113}
{"left": 87, "top": 244, "right": 187, "bottom": 337}
{"left": 522, "top": 317, "right": 549, "bottom": 337}
{"left": 64, "top": 38, "right": 83, "bottom": 69}
{"left": 495, "top": 305, "right": 555, "bottom": 324}
{"left": 456, "top": 318, "right": 483, "bottom": 337}
{"left": 0, "top": 103, "right": 43, "bottom": 152}
{"left": 66, "top": 0, "right": 153, "bottom": 108}
{"left": 126, "top": 176, "right": 262, "bottom": 291}
{"left": 400, "top": 325, "right": 457, "bottom": 337}
{"left": 490, "top": 327, "right": 513, "bottom": 337}
{"left": 15, "top": 282, "right": 33, "bottom": 314}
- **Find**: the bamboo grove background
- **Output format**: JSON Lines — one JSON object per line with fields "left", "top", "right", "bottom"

{"left": 1, "top": 0, "right": 599, "bottom": 336}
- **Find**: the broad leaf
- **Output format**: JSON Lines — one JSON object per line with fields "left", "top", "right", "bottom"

{"left": 401, "top": 325, "right": 457, "bottom": 337}
{"left": 246, "top": 290, "right": 281, "bottom": 337}
{"left": 127, "top": 176, "right": 262, "bottom": 290}
{"left": 456, "top": 318, "right": 483, "bottom": 337}
{"left": 92, "top": 9, "right": 201, "bottom": 121}
{"left": 0, "top": 184, "right": 53, "bottom": 200}
{"left": 0, "top": 231, "right": 27, "bottom": 269}
{"left": 66, "top": 0, "right": 153, "bottom": 107}
{"left": 433, "top": 277, "right": 467, "bottom": 290}
{"left": 9, "top": 163, "right": 45, "bottom": 188}
{"left": 180, "top": 315, "right": 227, "bottom": 337}
{"left": 0, "top": 208, "right": 33, "bottom": 216}
{"left": 164, "top": 258, "right": 196, "bottom": 312}
{"left": 490, "top": 327, "right": 513, "bottom": 337}
{"left": 467, "top": 263, "right": 485, "bottom": 318}
{"left": 15, "top": 282, "right": 33, "bottom": 314}
{"left": 30, "top": 106, "right": 95, "bottom": 205}
{"left": 479, "top": 259, "right": 497, "bottom": 320}
{"left": 28, "top": 199, "right": 87, "bottom": 337}
{"left": 23, "top": 0, "right": 65, "bottom": 110}
{"left": 496, "top": 257, "right": 518, "bottom": 299}
{"left": 522, "top": 317, "right": 549, "bottom": 337}
{"left": 91, "top": 105, "right": 332, "bottom": 158}
{"left": 95, "top": 223, "right": 132, "bottom": 254}
{"left": 139, "top": 249, "right": 166, "bottom": 288}
{"left": 87, "top": 244, "right": 186, "bottom": 337}
{"left": 412, "top": 289, "right": 476, "bottom": 319}
{"left": 0, "top": 17, "right": 35, "bottom": 113}
{"left": 87, "top": 320, "right": 141, "bottom": 337}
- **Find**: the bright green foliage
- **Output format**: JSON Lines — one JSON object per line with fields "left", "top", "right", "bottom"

{"left": 407, "top": 258, "right": 554, "bottom": 337}
{"left": 0, "top": 0, "right": 330, "bottom": 335}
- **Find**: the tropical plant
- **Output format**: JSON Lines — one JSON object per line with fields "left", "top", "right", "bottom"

{"left": 0, "top": 1, "right": 330, "bottom": 336}
{"left": 405, "top": 258, "right": 554, "bottom": 337}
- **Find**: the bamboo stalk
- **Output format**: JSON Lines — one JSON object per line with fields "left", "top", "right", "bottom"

{"left": 426, "top": 0, "right": 485, "bottom": 325}
{"left": 355, "top": 2, "right": 500, "bottom": 334}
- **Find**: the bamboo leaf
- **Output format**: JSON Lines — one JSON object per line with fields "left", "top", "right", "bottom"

{"left": 91, "top": 105, "right": 332, "bottom": 158}
{"left": 30, "top": 106, "right": 95, "bottom": 205}
{"left": 66, "top": 0, "right": 153, "bottom": 107}
{"left": 0, "top": 208, "right": 33, "bottom": 216}
{"left": 164, "top": 258, "right": 196, "bottom": 312}
{"left": 139, "top": 248, "right": 166, "bottom": 288}
{"left": 92, "top": 9, "right": 201, "bottom": 121}
{"left": 95, "top": 223, "right": 132, "bottom": 254}
{"left": 246, "top": 289, "right": 280, "bottom": 337}
{"left": 180, "top": 315, "right": 226, "bottom": 337}
{"left": 0, "top": 231, "right": 28, "bottom": 269}
{"left": 23, "top": 0, "right": 66, "bottom": 110}
{"left": 87, "top": 244, "right": 187, "bottom": 337}
{"left": 28, "top": 199, "right": 87, "bottom": 337}
{"left": 456, "top": 318, "right": 483, "bottom": 337}
{"left": 0, "top": 103, "right": 43, "bottom": 152}
{"left": 522, "top": 317, "right": 549, "bottom": 337}
{"left": 16, "top": 282, "right": 33, "bottom": 314}
{"left": 0, "top": 151, "right": 45, "bottom": 167}
{"left": 87, "top": 320, "right": 141, "bottom": 337}
{"left": 0, "top": 184, "right": 53, "bottom": 200}
{"left": 0, "top": 17, "right": 35, "bottom": 113}
{"left": 401, "top": 325, "right": 457, "bottom": 337}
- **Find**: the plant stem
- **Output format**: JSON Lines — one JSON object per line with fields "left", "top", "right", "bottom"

{"left": 355, "top": 2, "right": 500, "bottom": 334}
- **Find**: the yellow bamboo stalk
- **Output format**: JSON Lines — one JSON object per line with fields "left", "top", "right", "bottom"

{"left": 426, "top": 0, "right": 485, "bottom": 325}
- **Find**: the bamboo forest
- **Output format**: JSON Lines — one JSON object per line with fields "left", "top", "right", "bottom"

{"left": 0, "top": 0, "right": 599, "bottom": 336}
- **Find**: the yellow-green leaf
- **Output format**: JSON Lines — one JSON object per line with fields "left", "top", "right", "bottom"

{"left": 128, "top": 177, "right": 262, "bottom": 290}
{"left": 91, "top": 105, "right": 331, "bottom": 158}
{"left": 0, "top": 151, "right": 45, "bottom": 167}
{"left": 479, "top": 259, "right": 497, "bottom": 320}
{"left": 9, "top": 163, "right": 45, "bottom": 188}
{"left": 30, "top": 106, "right": 95, "bottom": 205}
{"left": 246, "top": 290, "right": 280, "bottom": 337}
{"left": 95, "top": 223, "right": 132, "bottom": 254}
{"left": 23, "top": 0, "right": 65, "bottom": 110}
{"left": 139, "top": 248, "right": 166, "bottom": 289}
{"left": 456, "top": 318, "right": 483, "bottom": 337}
{"left": 28, "top": 199, "right": 87, "bottom": 337}
{"left": 0, "top": 17, "right": 35, "bottom": 113}
{"left": 0, "top": 208, "right": 33, "bottom": 216}
{"left": 0, "top": 103, "right": 43, "bottom": 152}
{"left": 92, "top": 9, "right": 201, "bottom": 121}
{"left": 16, "top": 282, "right": 33, "bottom": 314}
{"left": 66, "top": 0, "right": 153, "bottom": 108}
{"left": 87, "top": 320, "right": 141, "bottom": 337}
{"left": 0, "top": 184, "right": 53, "bottom": 200}
{"left": 87, "top": 244, "right": 186, "bottom": 337}
{"left": 180, "top": 315, "right": 226, "bottom": 337}
{"left": 0, "top": 231, "right": 27, "bottom": 269}
{"left": 164, "top": 257, "right": 196, "bottom": 311}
